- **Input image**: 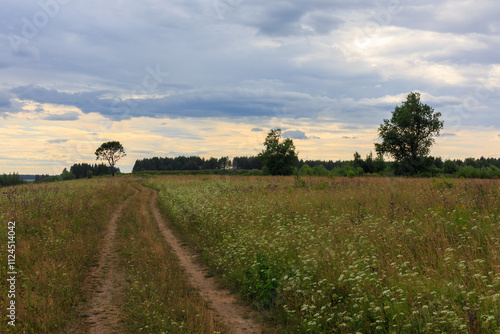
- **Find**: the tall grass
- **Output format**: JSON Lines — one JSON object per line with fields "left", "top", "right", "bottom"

{"left": 0, "top": 177, "right": 131, "bottom": 333}
{"left": 147, "top": 175, "right": 500, "bottom": 333}
{"left": 115, "top": 183, "right": 228, "bottom": 333}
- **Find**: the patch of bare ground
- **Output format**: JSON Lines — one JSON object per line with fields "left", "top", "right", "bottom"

{"left": 67, "top": 195, "right": 131, "bottom": 334}
{"left": 149, "top": 187, "right": 264, "bottom": 334}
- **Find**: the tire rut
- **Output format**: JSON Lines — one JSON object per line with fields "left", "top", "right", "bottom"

{"left": 148, "top": 187, "right": 263, "bottom": 334}
{"left": 84, "top": 194, "right": 132, "bottom": 333}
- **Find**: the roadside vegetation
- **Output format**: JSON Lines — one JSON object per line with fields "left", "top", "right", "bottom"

{"left": 147, "top": 175, "right": 500, "bottom": 333}
{"left": 116, "top": 183, "right": 228, "bottom": 333}
{"left": 0, "top": 176, "right": 231, "bottom": 333}
{"left": 0, "top": 177, "right": 131, "bottom": 333}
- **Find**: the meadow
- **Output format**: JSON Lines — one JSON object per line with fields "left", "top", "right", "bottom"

{"left": 0, "top": 177, "right": 227, "bottom": 333}
{"left": 147, "top": 175, "right": 500, "bottom": 333}
{"left": 0, "top": 177, "right": 131, "bottom": 333}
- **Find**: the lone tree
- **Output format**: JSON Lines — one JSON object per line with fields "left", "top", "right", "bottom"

{"left": 95, "top": 141, "right": 126, "bottom": 176}
{"left": 375, "top": 92, "right": 443, "bottom": 175}
{"left": 258, "top": 128, "right": 298, "bottom": 175}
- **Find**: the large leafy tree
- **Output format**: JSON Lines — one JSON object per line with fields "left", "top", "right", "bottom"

{"left": 375, "top": 92, "right": 443, "bottom": 175}
{"left": 95, "top": 141, "right": 126, "bottom": 176}
{"left": 258, "top": 129, "right": 298, "bottom": 175}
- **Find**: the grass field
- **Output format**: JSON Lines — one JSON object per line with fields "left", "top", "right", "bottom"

{"left": 0, "top": 177, "right": 227, "bottom": 333}
{"left": 147, "top": 175, "right": 500, "bottom": 333}
{"left": 1, "top": 175, "right": 499, "bottom": 333}
{"left": 0, "top": 177, "right": 131, "bottom": 333}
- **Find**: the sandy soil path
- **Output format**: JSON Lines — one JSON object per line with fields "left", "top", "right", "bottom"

{"left": 84, "top": 198, "right": 129, "bottom": 334}
{"left": 149, "top": 187, "right": 263, "bottom": 334}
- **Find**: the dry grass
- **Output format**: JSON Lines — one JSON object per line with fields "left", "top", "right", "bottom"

{"left": 115, "top": 183, "right": 228, "bottom": 333}
{"left": 0, "top": 177, "right": 131, "bottom": 333}
{"left": 148, "top": 175, "right": 500, "bottom": 333}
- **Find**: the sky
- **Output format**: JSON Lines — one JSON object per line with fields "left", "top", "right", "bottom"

{"left": 1, "top": 0, "right": 500, "bottom": 174}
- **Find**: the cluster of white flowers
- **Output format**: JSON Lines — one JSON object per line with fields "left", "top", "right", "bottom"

{"left": 148, "top": 177, "right": 500, "bottom": 332}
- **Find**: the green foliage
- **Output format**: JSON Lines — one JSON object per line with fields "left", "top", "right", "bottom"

{"left": 312, "top": 164, "right": 329, "bottom": 176}
{"left": 457, "top": 165, "right": 500, "bottom": 179}
{"left": 346, "top": 169, "right": 356, "bottom": 178}
{"left": 61, "top": 168, "right": 76, "bottom": 180}
{"left": 148, "top": 176, "right": 500, "bottom": 333}
{"left": 242, "top": 251, "right": 280, "bottom": 310}
{"left": 0, "top": 173, "right": 24, "bottom": 187}
{"left": 375, "top": 92, "right": 444, "bottom": 175}
{"left": 95, "top": 141, "right": 126, "bottom": 176}
{"left": 70, "top": 163, "right": 117, "bottom": 179}
{"left": 298, "top": 164, "right": 329, "bottom": 177}
{"left": 432, "top": 176, "right": 455, "bottom": 189}
{"left": 299, "top": 164, "right": 314, "bottom": 176}
{"left": 258, "top": 129, "right": 298, "bottom": 176}
{"left": 443, "top": 160, "right": 459, "bottom": 174}
{"left": 330, "top": 163, "right": 364, "bottom": 177}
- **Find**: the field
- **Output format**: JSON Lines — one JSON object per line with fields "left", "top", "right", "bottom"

{"left": 0, "top": 177, "right": 227, "bottom": 333}
{"left": 147, "top": 175, "right": 500, "bottom": 333}
{"left": 1, "top": 175, "right": 499, "bottom": 333}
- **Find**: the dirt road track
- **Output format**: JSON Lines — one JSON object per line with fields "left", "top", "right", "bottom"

{"left": 149, "top": 187, "right": 263, "bottom": 334}
{"left": 85, "top": 196, "right": 130, "bottom": 334}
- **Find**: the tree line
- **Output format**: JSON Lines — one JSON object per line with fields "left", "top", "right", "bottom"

{"left": 132, "top": 156, "right": 263, "bottom": 172}
{"left": 0, "top": 173, "right": 24, "bottom": 187}
{"left": 31, "top": 163, "right": 119, "bottom": 183}
{"left": 131, "top": 153, "right": 500, "bottom": 178}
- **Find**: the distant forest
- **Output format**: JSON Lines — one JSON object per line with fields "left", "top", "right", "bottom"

{"left": 0, "top": 163, "right": 119, "bottom": 187}
{"left": 133, "top": 154, "right": 500, "bottom": 178}
{"left": 2, "top": 155, "right": 500, "bottom": 188}
{"left": 132, "top": 156, "right": 263, "bottom": 172}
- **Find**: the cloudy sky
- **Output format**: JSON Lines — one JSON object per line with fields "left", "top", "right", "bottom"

{"left": 1, "top": 0, "right": 499, "bottom": 174}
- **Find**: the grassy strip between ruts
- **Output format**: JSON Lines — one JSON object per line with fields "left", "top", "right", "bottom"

{"left": 115, "top": 181, "right": 228, "bottom": 333}
{"left": 0, "top": 176, "right": 131, "bottom": 333}
{"left": 146, "top": 175, "right": 500, "bottom": 333}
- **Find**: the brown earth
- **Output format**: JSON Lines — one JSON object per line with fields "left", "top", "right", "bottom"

{"left": 67, "top": 182, "right": 263, "bottom": 333}
{"left": 65, "top": 193, "right": 131, "bottom": 334}
{"left": 149, "top": 187, "right": 263, "bottom": 334}
{"left": 85, "top": 198, "right": 128, "bottom": 334}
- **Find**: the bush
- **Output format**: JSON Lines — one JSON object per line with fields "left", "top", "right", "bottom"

{"left": 299, "top": 164, "right": 314, "bottom": 176}
{"left": 443, "top": 160, "right": 459, "bottom": 174}
{"left": 312, "top": 165, "right": 329, "bottom": 176}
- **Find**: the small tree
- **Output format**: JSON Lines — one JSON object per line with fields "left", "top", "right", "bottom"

{"left": 375, "top": 92, "right": 443, "bottom": 175}
{"left": 258, "top": 129, "right": 298, "bottom": 176}
{"left": 95, "top": 141, "right": 126, "bottom": 176}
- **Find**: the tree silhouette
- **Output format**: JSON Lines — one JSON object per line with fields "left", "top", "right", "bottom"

{"left": 95, "top": 141, "right": 126, "bottom": 176}
{"left": 258, "top": 129, "right": 298, "bottom": 175}
{"left": 375, "top": 92, "right": 443, "bottom": 175}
